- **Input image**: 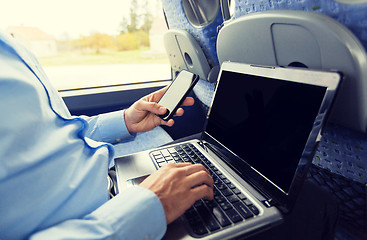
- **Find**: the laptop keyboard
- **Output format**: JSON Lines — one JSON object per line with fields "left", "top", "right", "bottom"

{"left": 151, "top": 143, "right": 260, "bottom": 237}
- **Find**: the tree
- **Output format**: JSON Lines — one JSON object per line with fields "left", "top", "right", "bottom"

{"left": 120, "top": 0, "right": 154, "bottom": 34}
{"left": 140, "top": 0, "right": 153, "bottom": 33}
{"left": 120, "top": 17, "right": 129, "bottom": 34}
{"left": 115, "top": 33, "right": 139, "bottom": 51}
{"left": 77, "top": 33, "right": 114, "bottom": 53}
{"left": 127, "top": 0, "right": 139, "bottom": 33}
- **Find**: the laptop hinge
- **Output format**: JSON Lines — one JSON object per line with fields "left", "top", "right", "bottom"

{"left": 262, "top": 199, "right": 275, "bottom": 208}
{"left": 198, "top": 135, "right": 209, "bottom": 153}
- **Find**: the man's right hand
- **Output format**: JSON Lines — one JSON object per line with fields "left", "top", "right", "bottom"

{"left": 140, "top": 163, "right": 214, "bottom": 224}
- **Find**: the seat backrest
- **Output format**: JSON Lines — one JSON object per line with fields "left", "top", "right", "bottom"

{"left": 162, "top": 0, "right": 225, "bottom": 119}
{"left": 217, "top": 10, "right": 367, "bottom": 132}
{"left": 163, "top": 29, "right": 210, "bottom": 80}
{"left": 161, "top": 0, "right": 223, "bottom": 70}
{"left": 231, "top": 0, "right": 367, "bottom": 52}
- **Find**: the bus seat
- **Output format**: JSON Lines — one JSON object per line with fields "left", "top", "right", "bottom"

{"left": 163, "top": 29, "right": 216, "bottom": 112}
{"left": 231, "top": 0, "right": 367, "bottom": 52}
{"left": 161, "top": 0, "right": 223, "bottom": 68}
{"left": 217, "top": 10, "right": 367, "bottom": 132}
{"left": 161, "top": 0, "right": 224, "bottom": 136}
{"left": 164, "top": 29, "right": 210, "bottom": 81}
{"left": 216, "top": 10, "right": 367, "bottom": 238}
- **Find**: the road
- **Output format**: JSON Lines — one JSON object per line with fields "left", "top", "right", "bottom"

{"left": 44, "top": 63, "right": 171, "bottom": 90}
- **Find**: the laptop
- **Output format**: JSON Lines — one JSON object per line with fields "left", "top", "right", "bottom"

{"left": 115, "top": 61, "right": 341, "bottom": 239}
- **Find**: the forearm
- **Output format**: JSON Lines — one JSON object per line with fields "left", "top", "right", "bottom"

{"left": 30, "top": 187, "right": 167, "bottom": 240}
{"left": 81, "top": 110, "right": 135, "bottom": 144}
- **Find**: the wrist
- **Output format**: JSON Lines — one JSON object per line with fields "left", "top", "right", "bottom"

{"left": 123, "top": 109, "right": 136, "bottom": 136}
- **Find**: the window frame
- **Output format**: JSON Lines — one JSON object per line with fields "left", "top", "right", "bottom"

{"left": 61, "top": 80, "right": 171, "bottom": 115}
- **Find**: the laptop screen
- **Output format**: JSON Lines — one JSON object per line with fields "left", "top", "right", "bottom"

{"left": 205, "top": 70, "right": 327, "bottom": 194}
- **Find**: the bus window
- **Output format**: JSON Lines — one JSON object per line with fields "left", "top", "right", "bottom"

{"left": 0, "top": 0, "right": 171, "bottom": 90}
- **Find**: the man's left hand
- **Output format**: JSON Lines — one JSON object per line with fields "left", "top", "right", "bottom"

{"left": 124, "top": 87, "right": 194, "bottom": 134}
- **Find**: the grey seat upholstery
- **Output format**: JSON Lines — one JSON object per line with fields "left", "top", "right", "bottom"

{"left": 217, "top": 10, "right": 367, "bottom": 133}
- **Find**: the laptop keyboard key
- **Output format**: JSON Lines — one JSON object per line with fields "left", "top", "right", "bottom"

{"left": 223, "top": 178, "right": 231, "bottom": 184}
{"left": 185, "top": 209, "right": 208, "bottom": 236}
{"left": 226, "top": 208, "right": 243, "bottom": 223}
{"left": 248, "top": 204, "right": 260, "bottom": 215}
{"left": 155, "top": 157, "right": 165, "bottom": 163}
{"left": 233, "top": 202, "right": 254, "bottom": 219}
{"left": 213, "top": 188, "right": 221, "bottom": 197}
{"left": 243, "top": 198, "right": 253, "bottom": 206}
{"left": 214, "top": 195, "right": 226, "bottom": 203}
{"left": 219, "top": 201, "right": 233, "bottom": 211}
{"left": 168, "top": 147, "right": 177, "bottom": 154}
{"left": 212, "top": 207, "right": 231, "bottom": 227}
{"left": 192, "top": 224, "right": 208, "bottom": 236}
{"left": 221, "top": 188, "right": 233, "bottom": 196}
{"left": 237, "top": 193, "right": 247, "bottom": 200}
{"left": 161, "top": 149, "right": 171, "bottom": 158}
{"left": 203, "top": 199, "right": 216, "bottom": 208}
{"left": 195, "top": 204, "right": 220, "bottom": 232}
{"left": 232, "top": 187, "right": 241, "bottom": 194}
{"left": 217, "top": 183, "right": 226, "bottom": 190}
{"left": 219, "top": 175, "right": 227, "bottom": 180}
{"left": 158, "top": 162, "right": 167, "bottom": 167}
{"left": 227, "top": 195, "right": 240, "bottom": 203}
{"left": 204, "top": 217, "right": 220, "bottom": 231}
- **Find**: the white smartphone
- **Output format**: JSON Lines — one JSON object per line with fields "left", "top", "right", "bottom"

{"left": 157, "top": 70, "right": 199, "bottom": 121}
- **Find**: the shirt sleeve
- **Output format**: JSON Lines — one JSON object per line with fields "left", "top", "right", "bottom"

{"left": 81, "top": 109, "right": 135, "bottom": 144}
{"left": 0, "top": 32, "right": 165, "bottom": 240}
{"left": 30, "top": 186, "right": 167, "bottom": 240}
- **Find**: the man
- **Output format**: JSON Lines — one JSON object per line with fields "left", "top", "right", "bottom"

{"left": 0, "top": 29, "right": 213, "bottom": 239}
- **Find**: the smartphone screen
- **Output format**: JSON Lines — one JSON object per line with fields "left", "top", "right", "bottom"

{"left": 158, "top": 70, "right": 198, "bottom": 120}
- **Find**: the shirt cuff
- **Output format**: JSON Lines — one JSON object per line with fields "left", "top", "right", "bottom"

{"left": 97, "top": 110, "right": 134, "bottom": 143}
{"left": 98, "top": 186, "right": 167, "bottom": 239}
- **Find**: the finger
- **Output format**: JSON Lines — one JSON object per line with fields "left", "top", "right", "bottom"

{"left": 181, "top": 97, "right": 195, "bottom": 106}
{"left": 183, "top": 164, "right": 210, "bottom": 176}
{"left": 186, "top": 170, "right": 214, "bottom": 189}
{"left": 174, "top": 108, "right": 184, "bottom": 117}
{"left": 160, "top": 118, "right": 174, "bottom": 127}
{"left": 159, "top": 162, "right": 191, "bottom": 172}
{"left": 191, "top": 184, "right": 214, "bottom": 201}
{"left": 164, "top": 162, "right": 192, "bottom": 168}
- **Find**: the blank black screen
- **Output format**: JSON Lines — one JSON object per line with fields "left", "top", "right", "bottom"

{"left": 206, "top": 70, "right": 326, "bottom": 192}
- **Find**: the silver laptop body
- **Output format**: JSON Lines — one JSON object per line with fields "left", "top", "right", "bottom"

{"left": 115, "top": 61, "right": 341, "bottom": 239}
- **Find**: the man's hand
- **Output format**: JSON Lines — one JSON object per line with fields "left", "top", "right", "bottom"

{"left": 140, "top": 163, "right": 214, "bottom": 224}
{"left": 124, "top": 87, "right": 194, "bottom": 134}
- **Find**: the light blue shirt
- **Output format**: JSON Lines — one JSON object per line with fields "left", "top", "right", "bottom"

{"left": 0, "top": 30, "right": 167, "bottom": 240}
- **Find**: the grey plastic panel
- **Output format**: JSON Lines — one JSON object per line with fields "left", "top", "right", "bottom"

{"left": 164, "top": 29, "right": 210, "bottom": 80}
{"left": 272, "top": 24, "right": 321, "bottom": 68}
{"left": 217, "top": 10, "right": 367, "bottom": 132}
{"left": 182, "top": 0, "right": 220, "bottom": 28}
{"left": 334, "top": 0, "right": 367, "bottom": 3}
